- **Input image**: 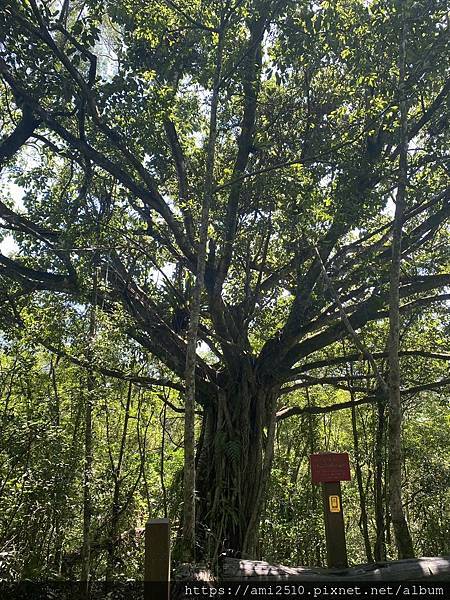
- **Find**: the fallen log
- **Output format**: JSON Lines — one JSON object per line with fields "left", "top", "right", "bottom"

{"left": 221, "top": 556, "right": 450, "bottom": 581}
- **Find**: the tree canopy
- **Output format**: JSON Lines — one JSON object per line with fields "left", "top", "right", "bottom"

{"left": 0, "top": 0, "right": 449, "bottom": 572}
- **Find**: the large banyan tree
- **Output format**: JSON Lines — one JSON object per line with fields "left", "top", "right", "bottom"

{"left": 0, "top": 0, "right": 449, "bottom": 558}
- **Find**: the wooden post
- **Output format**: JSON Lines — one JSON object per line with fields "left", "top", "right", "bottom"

{"left": 321, "top": 481, "right": 348, "bottom": 569}
{"left": 310, "top": 452, "right": 351, "bottom": 569}
{"left": 144, "top": 518, "right": 170, "bottom": 600}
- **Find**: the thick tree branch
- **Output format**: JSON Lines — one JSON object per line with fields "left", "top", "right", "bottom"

{"left": 289, "top": 349, "right": 450, "bottom": 377}
{"left": 276, "top": 398, "right": 372, "bottom": 421}
{"left": 277, "top": 376, "right": 450, "bottom": 422}
{"left": 0, "top": 200, "right": 59, "bottom": 242}
{"left": 280, "top": 271, "right": 450, "bottom": 372}
{"left": 164, "top": 118, "right": 194, "bottom": 242}
{"left": 314, "top": 246, "right": 388, "bottom": 393}
{"left": 0, "top": 253, "right": 77, "bottom": 291}
{"left": 391, "top": 77, "right": 450, "bottom": 159}
{"left": 215, "top": 18, "right": 264, "bottom": 294}
{"left": 0, "top": 58, "right": 195, "bottom": 265}
{"left": 0, "top": 105, "right": 40, "bottom": 169}
{"left": 40, "top": 339, "right": 184, "bottom": 392}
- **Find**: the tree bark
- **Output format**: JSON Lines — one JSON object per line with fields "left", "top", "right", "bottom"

{"left": 196, "top": 365, "right": 278, "bottom": 559}
{"left": 387, "top": 2, "right": 415, "bottom": 559}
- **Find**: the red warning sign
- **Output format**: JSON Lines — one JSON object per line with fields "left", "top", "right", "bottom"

{"left": 310, "top": 452, "right": 351, "bottom": 484}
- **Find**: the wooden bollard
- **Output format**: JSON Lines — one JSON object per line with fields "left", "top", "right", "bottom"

{"left": 144, "top": 518, "right": 171, "bottom": 600}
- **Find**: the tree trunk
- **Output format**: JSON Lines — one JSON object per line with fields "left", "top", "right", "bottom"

{"left": 182, "top": 29, "right": 225, "bottom": 563}
{"left": 81, "top": 267, "right": 98, "bottom": 589}
{"left": 374, "top": 398, "right": 386, "bottom": 561}
{"left": 80, "top": 373, "right": 93, "bottom": 589}
{"left": 306, "top": 387, "right": 322, "bottom": 567}
{"left": 196, "top": 367, "right": 277, "bottom": 559}
{"left": 106, "top": 379, "right": 133, "bottom": 581}
{"left": 387, "top": 2, "right": 415, "bottom": 559}
{"left": 351, "top": 401, "right": 374, "bottom": 563}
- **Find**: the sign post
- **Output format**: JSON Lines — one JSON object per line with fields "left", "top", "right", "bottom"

{"left": 144, "top": 518, "right": 171, "bottom": 600}
{"left": 310, "top": 453, "right": 350, "bottom": 569}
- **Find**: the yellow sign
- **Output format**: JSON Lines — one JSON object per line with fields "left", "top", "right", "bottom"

{"left": 329, "top": 495, "right": 341, "bottom": 513}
